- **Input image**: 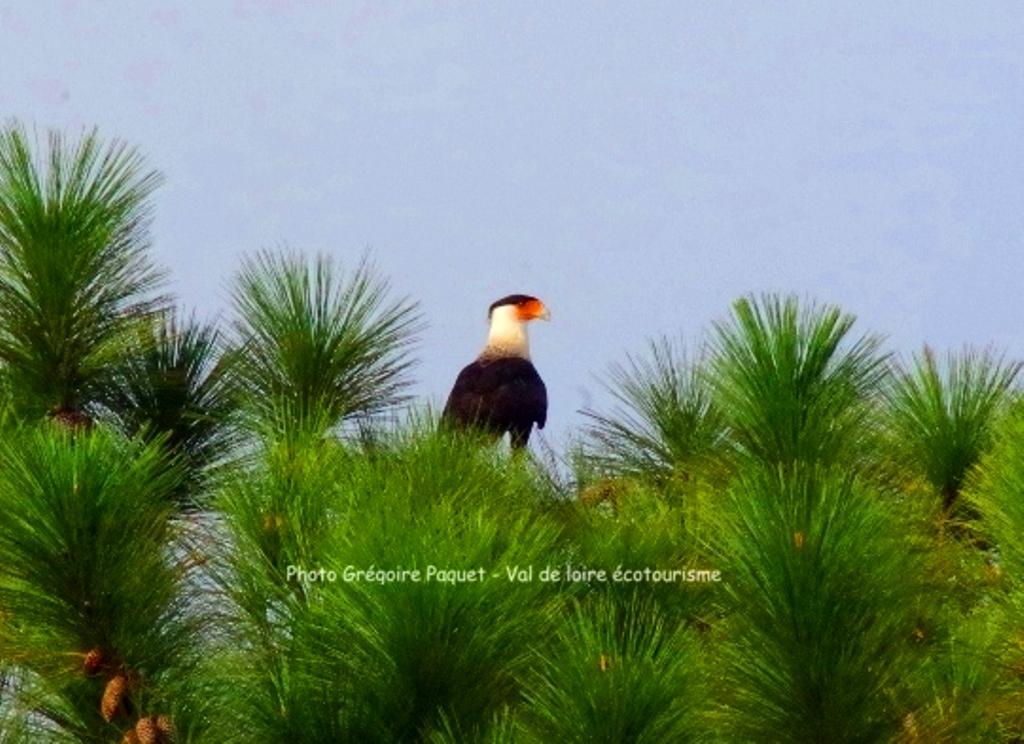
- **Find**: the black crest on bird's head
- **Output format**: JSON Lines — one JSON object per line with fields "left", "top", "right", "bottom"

{"left": 488, "top": 294, "right": 538, "bottom": 317}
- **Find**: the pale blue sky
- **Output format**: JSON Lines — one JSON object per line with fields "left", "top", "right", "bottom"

{"left": 2, "top": 2, "right": 1022, "bottom": 447}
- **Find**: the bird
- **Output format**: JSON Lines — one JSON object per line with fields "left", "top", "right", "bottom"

{"left": 442, "top": 294, "right": 550, "bottom": 448}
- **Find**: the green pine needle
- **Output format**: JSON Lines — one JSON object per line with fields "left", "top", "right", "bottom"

{"left": 0, "top": 124, "right": 168, "bottom": 419}
{"left": 227, "top": 249, "right": 422, "bottom": 440}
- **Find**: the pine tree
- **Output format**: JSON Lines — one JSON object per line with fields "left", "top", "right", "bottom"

{"left": 0, "top": 124, "right": 168, "bottom": 426}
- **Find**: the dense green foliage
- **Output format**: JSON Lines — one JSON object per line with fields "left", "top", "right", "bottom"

{"left": 0, "top": 124, "right": 167, "bottom": 421}
{"left": 580, "top": 338, "right": 728, "bottom": 484}
{"left": 709, "top": 467, "right": 927, "bottom": 742}
{"left": 885, "top": 347, "right": 1020, "bottom": 511}
{"left": 708, "top": 295, "right": 888, "bottom": 471}
{"left": 2, "top": 124, "right": 1024, "bottom": 743}
{"left": 227, "top": 249, "right": 422, "bottom": 441}
{"left": 99, "top": 309, "right": 237, "bottom": 506}
{"left": 0, "top": 427, "right": 193, "bottom": 741}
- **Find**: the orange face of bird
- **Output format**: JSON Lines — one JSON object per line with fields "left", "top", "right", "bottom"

{"left": 516, "top": 297, "right": 551, "bottom": 322}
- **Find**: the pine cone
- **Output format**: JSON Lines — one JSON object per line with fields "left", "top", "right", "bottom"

{"left": 83, "top": 647, "right": 104, "bottom": 676}
{"left": 101, "top": 674, "right": 129, "bottom": 722}
{"left": 132, "top": 715, "right": 175, "bottom": 744}
{"left": 156, "top": 715, "right": 176, "bottom": 742}
{"left": 135, "top": 716, "right": 159, "bottom": 744}
{"left": 121, "top": 731, "right": 141, "bottom": 744}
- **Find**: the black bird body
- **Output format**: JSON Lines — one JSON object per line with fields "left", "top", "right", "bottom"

{"left": 442, "top": 294, "right": 551, "bottom": 448}
{"left": 443, "top": 354, "right": 547, "bottom": 447}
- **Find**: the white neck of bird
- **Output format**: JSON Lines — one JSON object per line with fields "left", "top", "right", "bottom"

{"left": 482, "top": 304, "right": 530, "bottom": 359}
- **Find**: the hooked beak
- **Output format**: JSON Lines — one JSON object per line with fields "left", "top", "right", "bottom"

{"left": 517, "top": 298, "right": 551, "bottom": 322}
